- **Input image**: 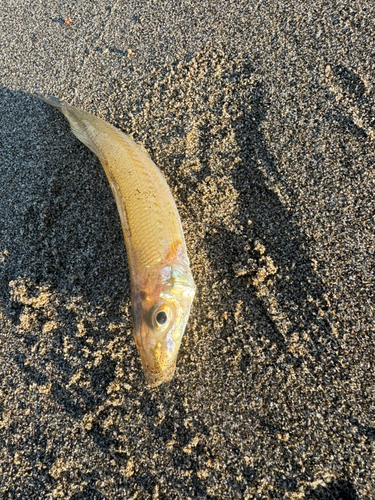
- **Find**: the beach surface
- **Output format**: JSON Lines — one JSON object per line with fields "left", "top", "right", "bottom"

{"left": 0, "top": 1, "right": 374, "bottom": 498}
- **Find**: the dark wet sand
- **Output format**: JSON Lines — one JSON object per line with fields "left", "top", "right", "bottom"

{"left": 0, "top": 1, "right": 374, "bottom": 498}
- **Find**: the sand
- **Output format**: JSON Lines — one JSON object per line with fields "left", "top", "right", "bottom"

{"left": 0, "top": 1, "right": 374, "bottom": 498}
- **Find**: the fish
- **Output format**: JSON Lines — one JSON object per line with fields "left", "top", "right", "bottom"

{"left": 40, "top": 96, "right": 196, "bottom": 387}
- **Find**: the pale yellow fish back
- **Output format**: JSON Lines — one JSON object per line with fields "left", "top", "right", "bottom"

{"left": 55, "top": 102, "right": 185, "bottom": 276}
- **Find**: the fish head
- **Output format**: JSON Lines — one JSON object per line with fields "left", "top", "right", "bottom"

{"left": 132, "top": 260, "right": 196, "bottom": 387}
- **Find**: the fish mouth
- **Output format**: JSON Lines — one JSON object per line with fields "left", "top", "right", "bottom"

{"left": 134, "top": 330, "right": 179, "bottom": 387}
{"left": 143, "top": 361, "right": 177, "bottom": 388}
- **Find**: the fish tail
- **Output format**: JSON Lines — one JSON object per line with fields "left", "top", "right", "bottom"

{"left": 38, "top": 94, "right": 103, "bottom": 159}
{"left": 38, "top": 94, "right": 65, "bottom": 110}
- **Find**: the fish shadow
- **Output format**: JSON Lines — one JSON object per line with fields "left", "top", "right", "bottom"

{"left": 0, "top": 87, "right": 130, "bottom": 305}
{"left": 0, "top": 88, "right": 132, "bottom": 427}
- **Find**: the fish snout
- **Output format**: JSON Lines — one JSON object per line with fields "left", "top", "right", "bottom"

{"left": 134, "top": 328, "right": 180, "bottom": 387}
{"left": 143, "top": 360, "right": 177, "bottom": 387}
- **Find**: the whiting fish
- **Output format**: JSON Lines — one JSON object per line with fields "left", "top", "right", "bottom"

{"left": 41, "top": 96, "right": 196, "bottom": 387}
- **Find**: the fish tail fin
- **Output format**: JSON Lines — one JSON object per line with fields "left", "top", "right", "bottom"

{"left": 38, "top": 94, "right": 65, "bottom": 110}
{"left": 38, "top": 95, "right": 103, "bottom": 159}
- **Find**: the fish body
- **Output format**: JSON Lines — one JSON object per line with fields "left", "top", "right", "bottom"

{"left": 41, "top": 96, "right": 196, "bottom": 386}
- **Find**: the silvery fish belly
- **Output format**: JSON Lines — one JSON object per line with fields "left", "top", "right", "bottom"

{"left": 41, "top": 96, "right": 196, "bottom": 387}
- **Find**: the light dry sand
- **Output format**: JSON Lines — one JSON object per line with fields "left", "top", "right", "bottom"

{"left": 0, "top": 1, "right": 374, "bottom": 498}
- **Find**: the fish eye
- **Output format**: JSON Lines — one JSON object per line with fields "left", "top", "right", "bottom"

{"left": 156, "top": 311, "right": 168, "bottom": 326}
{"left": 152, "top": 305, "right": 172, "bottom": 330}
